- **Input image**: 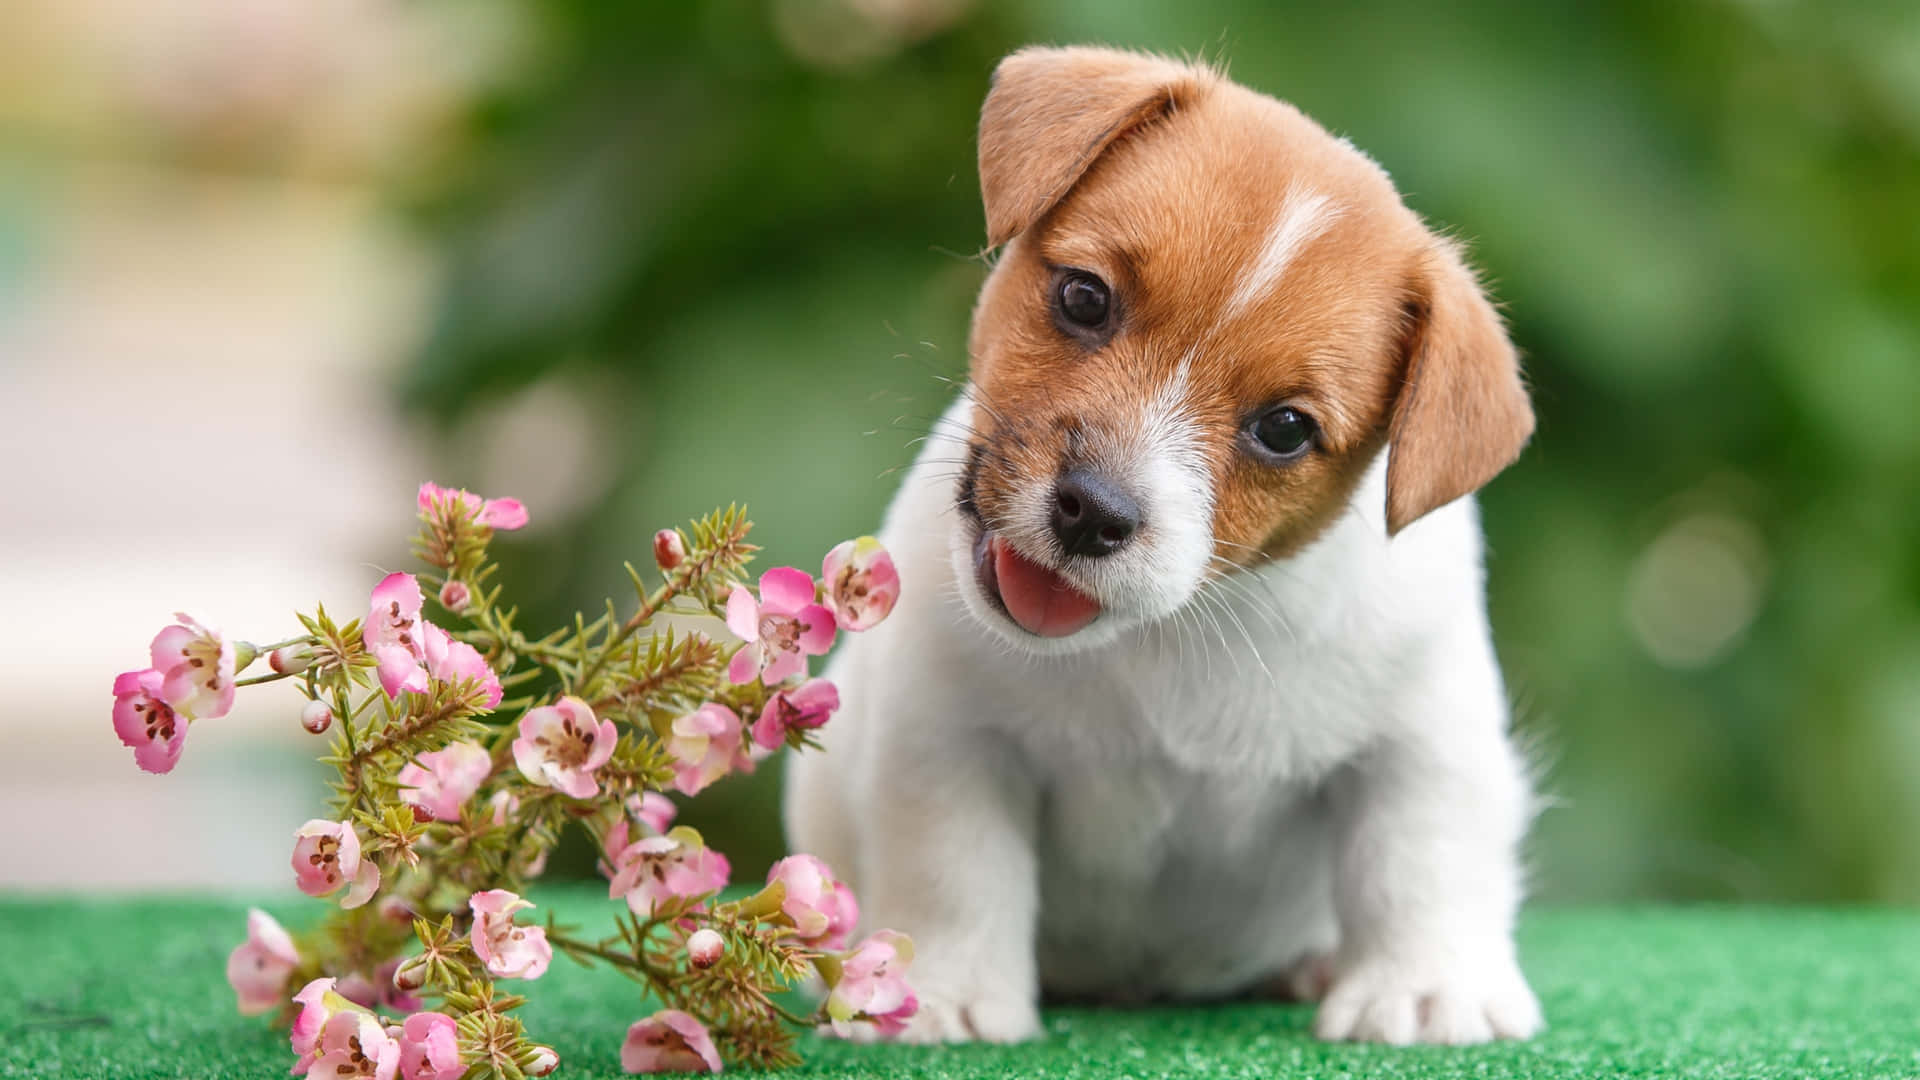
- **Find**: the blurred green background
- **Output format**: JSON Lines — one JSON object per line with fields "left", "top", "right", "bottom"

{"left": 8, "top": 0, "right": 1917, "bottom": 902}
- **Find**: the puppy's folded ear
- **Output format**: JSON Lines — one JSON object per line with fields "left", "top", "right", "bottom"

{"left": 979, "top": 47, "right": 1202, "bottom": 247}
{"left": 1384, "top": 239, "right": 1535, "bottom": 535}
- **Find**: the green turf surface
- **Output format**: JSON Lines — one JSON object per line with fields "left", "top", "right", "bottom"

{"left": 5, "top": 889, "right": 1918, "bottom": 1078}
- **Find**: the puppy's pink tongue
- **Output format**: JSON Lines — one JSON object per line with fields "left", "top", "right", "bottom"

{"left": 992, "top": 537, "right": 1101, "bottom": 637}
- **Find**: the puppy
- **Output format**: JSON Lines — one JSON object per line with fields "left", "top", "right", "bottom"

{"left": 786, "top": 46, "right": 1542, "bottom": 1047}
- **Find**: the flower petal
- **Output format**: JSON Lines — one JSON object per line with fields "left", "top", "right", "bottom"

{"left": 796, "top": 604, "right": 838, "bottom": 654}
{"left": 758, "top": 566, "right": 818, "bottom": 616}
{"left": 725, "top": 587, "right": 759, "bottom": 641}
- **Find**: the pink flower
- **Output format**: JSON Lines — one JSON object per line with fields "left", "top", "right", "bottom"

{"left": 305, "top": 1010, "right": 399, "bottom": 1079}
{"left": 112, "top": 668, "right": 186, "bottom": 773}
{"left": 665, "top": 704, "right": 745, "bottom": 796}
{"left": 366, "top": 573, "right": 430, "bottom": 698}
{"left": 292, "top": 819, "right": 381, "bottom": 909}
{"left": 749, "top": 678, "right": 840, "bottom": 751}
{"left": 821, "top": 537, "right": 900, "bottom": 632}
{"left": 226, "top": 908, "right": 299, "bottom": 1016}
{"left": 363, "top": 575, "right": 501, "bottom": 708}
{"left": 290, "top": 977, "right": 362, "bottom": 1069}
{"left": 418, "top": 482, "right": 528, "bottom": 531}
{"left": 422, "top": 624, "right": 502, "bottom": 709}
{"left": 607, "top": 829, "right": 731, "bottom": 916}
{"left": 598, "top": 793, "right": 678, "bottom": 878}
{"left": 621, "top": 1010, "right": 721, "bottom": 1074}
{"left": 635, "top": 792, "right": 676, "bottom": 834}
{"left": 527, "top": 1046, "right": 559, "bottom": 1076}
{"left": 398, "top": 1012, "right": 463, "bottom": 1080}
{"left": 149, "top": 613, "right": 238, "bottom": 719}
{"left": 725, "top": 567, "right": 836, "bottom": 685}
{"left": 687, "top": 928, "right": 724, "bottom": 969}
{"left": 767, "top": 854, "right": 860, "bottom": 951}
{"left": 397, "top": 741, "right": 492, "bottom": 822}
{"left": 512, "top": 696, "right": 616, "bottom": 799}
{"left": 468, "top": 889, "right": 551, "bottom": 980}
{"left": 826, "top": 930, "right": 919, "bottom": 1037}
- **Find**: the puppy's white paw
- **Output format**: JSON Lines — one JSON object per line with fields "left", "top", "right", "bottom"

{"left": 1312, "top": 954, "right": 1542, "bottom": 1045}
{"left": 894, "top": 991, "right": 1041, "bottom": 1044}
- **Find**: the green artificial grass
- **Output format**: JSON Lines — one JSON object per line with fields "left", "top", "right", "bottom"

{"left": 4, "top": 889, "right": 1918, "bottom": 1078}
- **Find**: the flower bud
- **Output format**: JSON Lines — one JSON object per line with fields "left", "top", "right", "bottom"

{"left": 526, "top": 1046, "right": 560, "bottom": 1076}
{"left": 392, "top": 953, "right": 431, "bottom": 993}
{"left": 687, "top": 928, "right": 724, "bottom": 969}
{"left": 654, "top": 529, "right": 686, "bottom": 571}
{"left": 300, "top": 700, "right": 334, "bottom": 734}
{"left": 269, "top": 644, "right": 314, "bottom": 674}
{"left": 438, "top": 580, "right": 471, "bottom": 613}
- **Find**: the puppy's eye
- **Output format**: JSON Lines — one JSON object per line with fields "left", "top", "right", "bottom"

{"left": 1056, "top": 271, "right": 1111, "bottom": 328}
{"left": 1247, "top": 407, "right": 1317, "bottom": 461}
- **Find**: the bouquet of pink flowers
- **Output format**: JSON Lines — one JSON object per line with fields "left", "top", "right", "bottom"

{"left": 110, "top": 484, "right": 912, "bottom": 1077}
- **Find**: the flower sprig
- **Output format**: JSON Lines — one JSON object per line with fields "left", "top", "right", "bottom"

{"left": 113, "top": 484, "right": 907, "bottom": 1076}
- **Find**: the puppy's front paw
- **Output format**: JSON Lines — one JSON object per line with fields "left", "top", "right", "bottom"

{"left": 1312, "top": 953, "right": 1542, "bottom": 1045}
{"left": 895, "top": 990, "right": 1041, "bottom": 1045}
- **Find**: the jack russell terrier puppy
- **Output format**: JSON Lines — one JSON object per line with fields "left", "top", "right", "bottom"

{"left": 786, "top": 45, "right": 1541, "bottom": 1046}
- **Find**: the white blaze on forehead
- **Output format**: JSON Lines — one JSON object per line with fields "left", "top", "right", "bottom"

{"left": 1224, "top": 187, "right": 1341, "bottom": 320}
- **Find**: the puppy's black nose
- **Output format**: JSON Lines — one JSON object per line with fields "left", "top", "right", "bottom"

{"left": 1051, "top": 468, "right": 1141, "bottom": 558}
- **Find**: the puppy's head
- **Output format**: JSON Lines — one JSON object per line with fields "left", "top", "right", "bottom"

{"left": 952, "top": 46, "right": 1533, "bottom": 652}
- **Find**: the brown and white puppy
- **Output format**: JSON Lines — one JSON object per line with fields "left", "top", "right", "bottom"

{"left": 786, "top": 46, "right": 1541, "bottom": 1046}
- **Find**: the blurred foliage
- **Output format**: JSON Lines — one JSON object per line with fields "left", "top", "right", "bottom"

{"left": 401, "top": 0, "right": 1920, "bottom": 900}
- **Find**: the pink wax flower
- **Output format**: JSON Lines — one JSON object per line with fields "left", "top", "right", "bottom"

{"left": 418, "top": 482, "right": 528, "bottom": 531}
{"left": 149, "top": 613, "right": 237, "bottom": 720}
{"left": 687, "top": 928, "right": 724, "bottom": 969}
{"left": 527, "top": 1046, "right": 559, "bottom": 1076}
{"left": 826, "top": 930, "right": 919, "bottom": 1037}
{"left": 635, "top": 791, "right": 676, "bottom": 834}
{"left": 821, "top": 537, "right": 900, "bottom": 632}
{"left": 621, "top": 1010, "right": 722, "bottom": 1075}
{"left": 468, "top": 889, "right": 551, "bottom": 980}
{"left": 665, "top": 703, "right": 745, "bottom": 796}
{"left": 397, "top": 741, "right": 492, "bottom": 822}
{"left": 366, "top": 573, "right": 430, "bottom": 698}
{"left": 291, "top": 977, "right": 363, "bottom": 1068}
{"left": 422, "top": 624, "right": 503, "bottom": 709}
{"left": 111, "top": 668, "right": 186, "bottom": 773}
{"left": 512, "top": 696, "right": 616, "bottom": 799}
{"left": 397, "top": 1012, "right": 463, "bottom": 1080}
{"left": 599, "top": 792, "right": 679, "bottom": 879}
{"left": 303, "top": 1010, "right": 400, "bottom": 1080}
{"left": 749, "top": 678, "right": 840, "bottom": 751}
{"left": 607, "top": 830, "right": 730, "bottom": 916}
{"left": 292, "top": 819, "right": 381, "bottom": 909}
{"left": 767, "top": 854, "right": 859, "bottom": 951}
{"left": 226, "top": 908, "right": 299, "bottom": 1016}
{"left": 725, "top": 567, "right": 836, "bottom": 685}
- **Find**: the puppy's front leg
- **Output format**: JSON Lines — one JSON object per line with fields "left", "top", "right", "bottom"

{"left": 1315, "top": 656, "right": 1543, "bottom": 1045}
{"left": 859, "top": 726, "right": 1042, "bottom": 1043}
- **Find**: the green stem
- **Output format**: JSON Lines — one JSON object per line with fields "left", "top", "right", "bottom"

{"left": 573, "top": 529, "right": 744, "bottom": 696}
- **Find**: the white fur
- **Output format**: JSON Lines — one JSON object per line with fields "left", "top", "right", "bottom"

{"left": 785, "top": 395, "right": 1542, "bottom": 1045}
{"left": 1224, "top": 187, "right": 1341, "bottom": 320}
